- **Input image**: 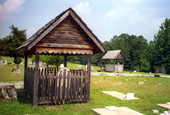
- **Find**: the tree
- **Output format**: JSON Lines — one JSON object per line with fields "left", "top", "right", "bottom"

{"left": 103, "top": 34, "right": 148, "bottom": 71}
{"left": 0, "top": 39, "right": 6, "bottom": 56}
{"left": 32, "top": 55, "right": 63, "bottom": 70}
{"left": 0, "top": 25, "right": 27, "bottom": 66}
{"left": 141, "top": 41, "right": 156, "bottom": 72}
{"left": 3, "top": 25, "right": 27, "bottom": 57}
{"left": 139, "top": 58, "right": 151, "bottom": 72}
{"left": 153, "top": 18, "right": 170, "bottom": 73}
{"left": 14, "top": 57, "right": 22, "bottom": 69}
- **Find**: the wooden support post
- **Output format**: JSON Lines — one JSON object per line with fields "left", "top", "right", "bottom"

{"left": 113, "top": 61, "right": 115, "bottom": 72}
{"left": 64, "top": 55, "right": 67, "bottom": 67}
{"left": 87, "top": 55, "right": 92, "bottom": 102}
{"left": 24, "top": 52, "right": 28, "bottom": 90}
{"left": 123, "top": 60, "right": 124, "bottom": 71}
{"left": 33, "top": 53, "right": 39, "bottom": 106}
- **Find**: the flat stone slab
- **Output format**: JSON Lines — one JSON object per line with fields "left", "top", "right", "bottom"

{"left": 0, "top": 81, "right": 23, "bottom": 89}
{"left": 157, "top": 104, "right": 170, "bottom": 109}
{"left": 101, "top": 91, "right": 139, "bottom": 100}
{"left": 92, "top": 107, "right": 144, "bottom": 115}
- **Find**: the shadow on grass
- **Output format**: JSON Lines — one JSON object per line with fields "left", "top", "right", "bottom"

{"left": 17, "top": 89, "right": 31, "bottom": 105}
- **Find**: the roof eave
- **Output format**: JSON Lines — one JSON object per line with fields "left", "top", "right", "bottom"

{"left": 69, "top": 9, "right": 105, "bottom": 53}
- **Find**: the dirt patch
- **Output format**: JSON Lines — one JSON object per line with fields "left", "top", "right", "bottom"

{"left": 46, "top": 106, "right": 56, "bottom": 110}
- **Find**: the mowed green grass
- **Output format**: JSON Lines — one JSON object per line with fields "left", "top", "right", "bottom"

{"left": 0, "top": 75, "right": 170, "bottom": 115}
{"left": 0, "top": 57, "right": 170, "bottom": 114}
{"left": 0, "top": 56, "right": 24, "bottom": 81}
{"left": 0, "top": 64, "right": 24, "bottom": 82}
{"left": 67, "top": 62, "right": 100, "bottom": 71}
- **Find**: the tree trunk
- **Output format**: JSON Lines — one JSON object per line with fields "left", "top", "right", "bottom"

{"left": 17, "top": 64, "right": 19, "bottom": 69}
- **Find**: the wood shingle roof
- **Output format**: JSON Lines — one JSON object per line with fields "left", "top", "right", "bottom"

{"left": 102, "top": 50, "right": 127, "bottom": 60}
{"left": 17, "top": 8, "right": 105, "bottom": 55}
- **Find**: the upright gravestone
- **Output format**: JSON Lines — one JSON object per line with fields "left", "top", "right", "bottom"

{"left": 0, "top": 85, "right": 17, "bottom": 102}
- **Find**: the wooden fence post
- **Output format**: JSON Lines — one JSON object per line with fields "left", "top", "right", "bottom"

{"left": 33, "top": 53, "right": 39, "bottom": 106}
{"left": 87, "top": 55, "right": 92, "bottom": 102}
{"left": 24, "top": 52, "right": 28, "bottom": 90}
{"left": 64, "top": 55, "right": 67, "bottom": 67}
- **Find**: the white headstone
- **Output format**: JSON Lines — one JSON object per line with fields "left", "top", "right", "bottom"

{"left": 125, "top": 93, "right": 134, "bottom": 99}
{"left": 152, "top": 110, "right": 159, "bottom": 113}
{"left": 76, "top": 65, "right": 83, "bottom": 68}
{"left": 60, "top": 64, "right": 64, "bottom": 68}
{"left": 166, "top": 102, "right": 170, "bottom": 105}
{"left": 138, "top": 81, "right": 144, "bottom": 85}
{"left": 86, "top": 65, "right": 93, "bottom": 71}
{"left": 28, "top": 61, "right": 32, "bottom": 65}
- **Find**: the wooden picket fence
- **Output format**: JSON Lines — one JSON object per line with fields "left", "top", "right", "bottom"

{"left": 25, "top": 68, "right": 35, "bottom": 98}
{"left": 25, "top": 68, "right": 89, "bottom": 105}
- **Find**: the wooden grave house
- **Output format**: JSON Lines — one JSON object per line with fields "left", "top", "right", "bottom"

{"left": 17, "top": 8, "right": 105, "bottom": 106}
{"left": 102, "top": 50, "right": 126, "bottom": 72}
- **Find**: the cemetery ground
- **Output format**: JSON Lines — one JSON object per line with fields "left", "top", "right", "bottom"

{"left": 0, "top": 58, "right": 170, "bottom": 114}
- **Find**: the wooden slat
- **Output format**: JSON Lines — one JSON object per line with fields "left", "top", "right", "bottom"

{"left": 37, "top": 43, "right": 93, "bottom": 49}
{"left": 70, "top": 72, "right": 73, "bottom": 103}
{"left": 40, "top": 40, "right": 90, "bottom": 46}
{"left": 27, "top": 11, "right": 70, "bottom": 51}
{"left": 35, "top": 68, "right": 89, "bottom": 105}
{"left": 70, "top": 11, "right": 105, "bottom": 53}
{"left": 54, "top": 76, "right": 57, "bottom": 104}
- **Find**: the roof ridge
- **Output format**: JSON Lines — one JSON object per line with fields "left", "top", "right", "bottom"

{"left": 17, "top": 7, "right": 105, "bottom": 54}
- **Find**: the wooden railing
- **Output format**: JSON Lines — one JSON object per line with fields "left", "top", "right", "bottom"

{"left": 25, "top": 68, "right": 89, "bottom": 105}
{"left": 37, "top": 69, "right": 88, "bottom": 105}
{"left": 25, "top": 68, "right": 35, "bottom": 98}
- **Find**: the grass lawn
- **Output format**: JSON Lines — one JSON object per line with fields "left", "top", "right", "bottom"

{"left": 0, "top": 64, "right": 24, "bottom": 82}
{"left": 0, "top": 74, "right": 170, "bottom": 114}
{"left": 0, "top": 58, "right": 170, "bottom": 114}
{"left": 67, "top": 62, "right": 100, "bottom": 71}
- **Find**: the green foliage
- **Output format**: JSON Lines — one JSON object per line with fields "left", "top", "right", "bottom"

{"left": 0, "top": 64, "right": 24, "bottom": 81}
{"left": 68, "top": 56, "right": 80, "bottom": 64}
{"left": 0, "top": 25, "right": 26, "bottom": 57}
{"left": 32, "top": 55, "right": 63, "bottom": 69}
{"left": 68, "top": 55, "right": 88, "bottom": 65}
{"left": 92, "top": 53, "right": 104, "bottom": 66}
{"left": 153, "top": 18, "right": 170, "bottom": 73}
{"left": 104, "top": 34, "right": 148, "bottom": 71}
{"left": 139, "top": 58, "right": 151, "bottom": 72}
{"left": 14, "top": 57, "right": 22, "bottom": 64}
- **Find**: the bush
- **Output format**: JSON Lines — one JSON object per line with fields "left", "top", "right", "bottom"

{"left": 14, "top": 57, "right": 22, "bottom": 64}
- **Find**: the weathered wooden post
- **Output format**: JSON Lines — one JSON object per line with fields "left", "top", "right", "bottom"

{"left": 64, "top": 55, "right": 67, "bottom": 67}
{"left": 24, "top": 52, "right": 28, "bottom": 90}
{"left": 87, "top": 55, "right": 92, "bottom": 102}
{"left": 33, "top": 53, "right": 39, "bottom": 106}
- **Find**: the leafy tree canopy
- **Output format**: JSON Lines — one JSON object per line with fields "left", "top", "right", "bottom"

{"left": 103, "top": 34, "right": 148, "bottom": 71}
{"left": 0, "top": 25, "right": 27, "bottom": 57}
{"left": 32, "top": 55, "right": 63, "bottom": 69}
{"left": 153, "top": 18, "right": 170, "bottom": 73}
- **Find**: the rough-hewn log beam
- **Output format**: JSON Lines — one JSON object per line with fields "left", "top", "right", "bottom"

{"left": 87, "top": 55, "right": 92, "bottom": 102}
{"left": 32, "top": 53, "right": 39, "bottom": 106}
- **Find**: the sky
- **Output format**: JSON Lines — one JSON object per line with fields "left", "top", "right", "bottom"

{"left": 0, "top": 0, "right": 170, "bottom": 42}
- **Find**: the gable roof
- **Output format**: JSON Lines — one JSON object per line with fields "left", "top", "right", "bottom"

{"left": 102, "top": 50, "right": 127, "bottom": 60}
{"left": 17, "top": 8, "right": 105, "bottom": 55}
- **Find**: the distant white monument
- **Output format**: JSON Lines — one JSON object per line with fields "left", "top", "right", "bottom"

{"left": 125, "top": 93, "right": 134, "bottom": 99}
